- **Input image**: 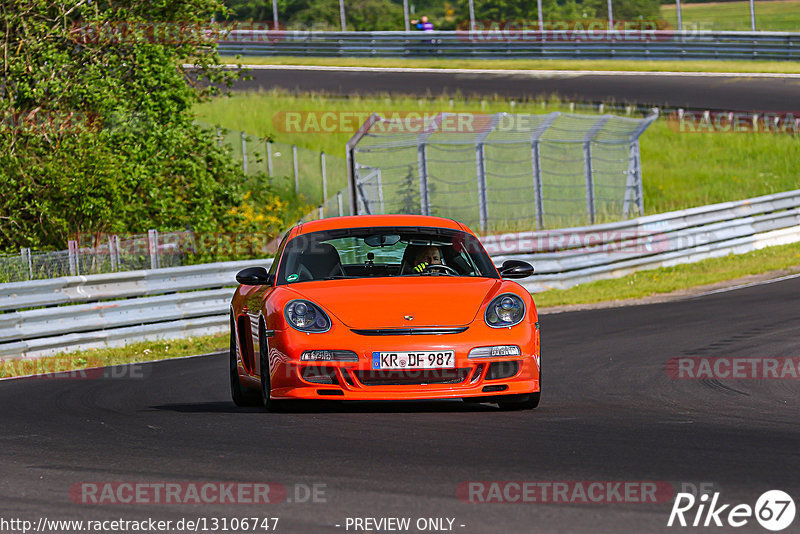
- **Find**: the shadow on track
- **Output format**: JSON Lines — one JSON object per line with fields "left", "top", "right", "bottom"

{"left": 151, "top": 399, "right": 500, "bottom": 414}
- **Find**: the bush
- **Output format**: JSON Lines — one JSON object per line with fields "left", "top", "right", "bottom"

{"left": 0, "top": 0, "right": 294, "bottom": 255}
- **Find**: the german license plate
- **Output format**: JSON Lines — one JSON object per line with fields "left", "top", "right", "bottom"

{"left": 372, "top": 350, "right": 456, "bottom": 370}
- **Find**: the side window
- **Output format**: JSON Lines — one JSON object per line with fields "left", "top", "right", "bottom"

{"left": 268, "top": 232, "right": 291, "bottom": 276}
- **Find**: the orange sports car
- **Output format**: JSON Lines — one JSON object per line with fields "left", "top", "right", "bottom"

{"left": 229, "top": 214, "right": 540, "bottom": 411}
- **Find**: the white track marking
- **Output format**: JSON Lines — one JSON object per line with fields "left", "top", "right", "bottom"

{"left": 221, "top": 64, "right": 800, "bottom": 79}
{"left": 681, "top": 272, "right": 800, "bottom": 300}
{"left": 0, "top": 350, "right": 225, "bottom": 381}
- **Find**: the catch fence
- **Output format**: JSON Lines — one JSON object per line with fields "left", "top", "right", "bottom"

{"left": 346, "top": 110, "right": 658, "bottom": 232}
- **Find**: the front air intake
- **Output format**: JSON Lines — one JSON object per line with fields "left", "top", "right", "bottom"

{"left": 300, "top": 366, "right": 339, "bottom": 385}
{"left": 486, "top": 361, "right": 520, "bottom": 380}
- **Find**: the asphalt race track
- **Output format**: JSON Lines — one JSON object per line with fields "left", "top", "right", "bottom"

{"left": 2, "top": 276, "right": 799, "bottom": 533}
{"left": 232, "top": 66, "right": 800, "bottom": 112}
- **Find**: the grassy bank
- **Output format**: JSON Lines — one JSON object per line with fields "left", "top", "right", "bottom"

{"left": 534, "top": 240, "right": 800, "bottom": 307}
{"left": 0, "top": 333, "right": 228, "bottom": 379}
{"left": 220, "top": 56, "right": 800, "bottom": 74}
{"left": 660, "top": 0, "right": 800, "bottom": 32}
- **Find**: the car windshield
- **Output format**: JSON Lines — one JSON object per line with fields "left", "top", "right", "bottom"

{"left": 276, "top": 227, "right": 498, "bottom": 284}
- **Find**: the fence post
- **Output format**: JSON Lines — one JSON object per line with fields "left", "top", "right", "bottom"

{"left": 625, "top": 109, "right": 659, "bottom": 217}
{"left": 414, "top": 113, "right": 447, "bottom": 216}
{"left": 583, "top": 115, "right": 612, "bottom": 225}
{"left": 417, "top": 143, "right": 430, "bottom": 216}
{"left": 68, "top": 240, "right": 79, "bottom": 276}
{"left": 475, "top": 144, "right": 489, "bottom": 232}
{"left": 109, "top": 235, "right": 119, "bottom": 272}
{"left": 241, "top": 132, "right": 248, "bottom": 174}
{"left": 634, "top": 141, "right": 645, "bottom": 216}
{"left": 321, "top": 151, "right": 328, "bottom": 204}
{"left": 266, "top": 141, "right": 274, "bottom": 180}
{"left": 337, "top": 192, "right": 343, "bottom": 217}
{"left": 292, "top": 145, "right": 299, "bottom": 195}
{"left": 623, "top": 143, "right": 638, "bottom": 218}
{"left": 377, "top": 168, "right": 385, "bottom": 214}
{"left": 216, "top": 128, "right": 222, "bottom": 148}
{"left": 531, "top": 141, "right": 545, "bottom": 229}
{"left": 21, "top": 248, "right": 32, "bottom": 280}
{"left": 472, "top": 113, "right": 502, "bottom": 232}
{"left": 147, "top": 229, "right": 160, "bottom": 270}
{"left": 530, "top": 112, "right": 559, "bottom": 230}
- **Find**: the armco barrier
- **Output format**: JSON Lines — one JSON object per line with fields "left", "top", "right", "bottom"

{"left": 217, "top": 30, "right": 800, "bottom": 61}
{"left": 2, "top": 189, "right": 800, "bottom": 359}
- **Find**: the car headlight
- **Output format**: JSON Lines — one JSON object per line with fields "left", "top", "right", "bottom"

{"left": 485, "top": 293, "right": 526, "bottom": 328}
{"left": 285, "top": 300, "right": 331, "bottom": 333}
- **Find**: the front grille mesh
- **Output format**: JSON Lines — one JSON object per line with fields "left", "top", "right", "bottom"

{"left": 354, "top": 368, "right": 469, "bottom": 386}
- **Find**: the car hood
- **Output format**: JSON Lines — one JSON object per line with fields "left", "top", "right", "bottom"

{"left": 289, "top": 277, "right": 501, "bottom": 328}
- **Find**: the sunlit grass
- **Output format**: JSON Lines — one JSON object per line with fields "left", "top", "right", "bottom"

{"left": 534, "top": 240, "right": 800, "bottom": 307}
{"left": 194, "top": 90, "right": 800, "bottom": 216}
{"left": 661, "top": 0, "right": 800, "bottom": 32}
{"left": 0, "top": 333, "right": 228, "bottom": 379}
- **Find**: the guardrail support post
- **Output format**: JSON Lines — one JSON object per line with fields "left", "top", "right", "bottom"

{"left": 292, "top": 145, "right": 299, "bottom": 195}
{"left": 147, "top": 229, "right": 160, "bottom": 270}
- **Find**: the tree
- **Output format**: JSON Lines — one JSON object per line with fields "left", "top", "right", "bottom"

{"left": 0, "top": 0, "right": 254, "bottom": 252}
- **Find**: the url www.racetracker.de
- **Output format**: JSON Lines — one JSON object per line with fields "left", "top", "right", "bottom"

{"left": 0, "top": 517, "right": 280, "bottom": 533}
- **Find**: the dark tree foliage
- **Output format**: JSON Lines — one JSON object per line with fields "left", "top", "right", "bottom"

{"left": 223, "top": 0, "right": 661, "bottom": 30}
{"left": 0, "top": 0, "right": 258, "bottom": 252}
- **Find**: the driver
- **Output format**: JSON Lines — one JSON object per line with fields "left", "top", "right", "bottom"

{"left": 412, "top": 245, "right": 443, "bottom": 273}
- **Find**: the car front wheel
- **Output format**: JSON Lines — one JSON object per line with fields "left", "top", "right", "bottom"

{"left": 230, "top": 318, "right": 260, "bottom": 407}
{"left": 497, "top": 392, "right": 540, "bottom": 410}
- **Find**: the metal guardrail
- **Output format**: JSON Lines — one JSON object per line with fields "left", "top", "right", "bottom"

{"left": 218, "top": 30, "right": 800, "bottom": 61}
{"left": 2, "top": 189, "right": 800, "bottom": 359}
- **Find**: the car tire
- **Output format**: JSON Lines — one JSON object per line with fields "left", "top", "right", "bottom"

{"left": 497, "top": 391, "right": 540, "bottom": 410}
{"left": 498, "top": 363, "right": 541, "bottom": 410}
{"left": 258, "top": 323, "right": 288, "bottom": 413}
{"left": 230, "top": 318, "right": 260, "bottom": 407}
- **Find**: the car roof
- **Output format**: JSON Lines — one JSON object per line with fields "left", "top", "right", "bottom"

{"left": 292, "top": 215, "right": 473, "bottom": 237}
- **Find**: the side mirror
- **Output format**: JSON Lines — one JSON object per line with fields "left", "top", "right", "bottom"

{"left": 499, "top": 260, "right": 534, "bottom": 279}
{"left": 236, "top": 266, "right": 274, "bottom": 286}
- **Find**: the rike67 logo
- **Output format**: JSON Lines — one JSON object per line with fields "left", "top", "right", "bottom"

{"left": 668, "top": 490, "right": 796, "bottom": 531}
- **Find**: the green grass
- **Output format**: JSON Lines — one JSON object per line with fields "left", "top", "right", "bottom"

{"left": 661, "top": 0, "right": 800, "bottom": 32}
{"left": 194, "top": 90, "right": 800, "bottom": 219}
{"left": 0, "top": 333, "right": 228, "bottom": 379}
{"left": 221, "top": 55, "right": 800, "bottom": 74}
{"left": 535, "top": 240, "right": 800, "bottom": 307}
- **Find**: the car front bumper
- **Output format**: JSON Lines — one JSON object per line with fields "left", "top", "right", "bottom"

{"left": 244, "top": 321, "right": 540, "bottom": 401}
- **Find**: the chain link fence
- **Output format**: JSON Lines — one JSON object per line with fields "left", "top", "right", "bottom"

{"left": 215, "top": 127, "right": 348, "bottom": 208}
{"left": 0, "top": 230, "right": 189, "bottom": 283}
{"left": 347, "top": 110, "right": 658, "bottom": 233}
